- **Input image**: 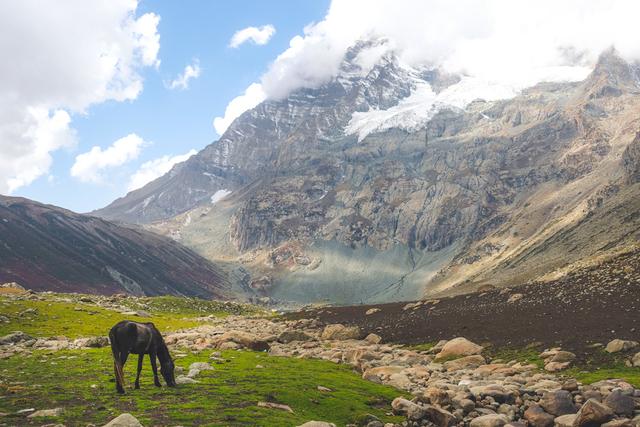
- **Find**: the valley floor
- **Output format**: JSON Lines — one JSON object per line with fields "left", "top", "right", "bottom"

{"left": 1, "top": 280, "right": 639, "bottom": 426}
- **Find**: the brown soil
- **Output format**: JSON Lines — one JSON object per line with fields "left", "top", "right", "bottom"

{"left": 287, "top": 248, "right": 640, "bottom": 356}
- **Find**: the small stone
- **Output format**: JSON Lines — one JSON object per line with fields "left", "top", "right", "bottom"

{"left": 296, "top": 422, "right": 336, "bottom": 427}
{"left": 175, "top": 375, "right": 199, "bottom": 384}
{"left": 27, "top": 408, "right": 63, "bottom": 418}
{"left": 257, "top": 401, "right": 293, "bottom": 413}
{"left": 317, "top": 386, "right": 332, "bottom": 392}
{"left": 365, "top": 308, "right": 381, "bottom": 315}
{"left": 469, "top": 414, "right": 509, "bottom": 427}
{"left": 102, "top": 413, "right": 143, "bottom": 427}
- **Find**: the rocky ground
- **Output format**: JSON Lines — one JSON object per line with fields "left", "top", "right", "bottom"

{"left": 287, "top": 248, "right": 640, "bottom": 358}
{"left": 2, "top": 286, "right": 640, "bottom": 426}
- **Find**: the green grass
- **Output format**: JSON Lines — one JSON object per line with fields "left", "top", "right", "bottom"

{"left": 0, "top": 349, "right": 406, "bottom": 426}
{"left": 0, "top": 295, "right": 262, "bottom": 338}
{"left": 483, "top": 346, "right": 545, "bottom": 369}
{"left": 563, "top": 350, "right": 640, "bottom": 388}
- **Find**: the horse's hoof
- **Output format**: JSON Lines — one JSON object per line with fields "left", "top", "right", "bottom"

{"left": 154, "top": 383, "right": 162, "bottom": 387}
{"left": 134, "top": 384, "right": 140, "bottom": 389}
{"left": 117, "top": 389, "right": 125, "bottom": 395}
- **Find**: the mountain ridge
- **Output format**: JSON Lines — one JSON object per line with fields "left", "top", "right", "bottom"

{"left": 92, "top": 46, "right": 640, "bottom": 304}
{"left": 0, "top": 195, "right": 234, "bottom": 298}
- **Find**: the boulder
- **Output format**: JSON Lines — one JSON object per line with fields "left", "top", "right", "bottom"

{"left": 469, "top": 414, "right": 509, "bottom": 427}
{"left": 548, "top": 351, "right": 576, "bottom": 363}
{"left": 321, "top": 324, "right": 361, "bottom": 340}
{"left": 572, "top": 399, "right": 613, "bottom": 427}
{"left": 102, "top": 413, "right": 143, "bottom": 427}
{"left": 364, "top": 333, "right": 382, "bottom": 344}
{"left": 278, "top": 330, "right": 313, "bottom": 343}
{"left": 391, "top": 397, "right": 426, "bottom": 421}
{"left": 605, "top": 339, "right": 639, "bottom": 353}
{"left": 524, "top": 405, "right": 555, "bottom": 427}
{"left": 603, "top": 389, "right": 634, "bottom": 417}
{"left": 443, "top": 355, "right": 486, "bottom": 371}
{"left": 544, "top": 361, "right": 572, "bottom": 372}
{"left": 423, "top": 405, "right": 457, "bottom": 427}
{"left": 362, "top": 366, "right": 405, "bottom": 383}
{"left": 436, "top": 337, "right": 483, "bottom": 359}
{"left": 540, "top": 390, "right": 576, "bottom": 416}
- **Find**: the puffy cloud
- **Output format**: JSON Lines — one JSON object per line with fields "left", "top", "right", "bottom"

{"left": 127, "top": 149, "right": 197, "bottom": 192}
{"left": 260, "top": 0, "right": 640, "bottom": 99}
{"left": 213, "top": 83, "right": 266, "bottom": 135}
{"left": 229, "top": 24, "right": 276, "bottom": 48}
{"left": 71, "top": 134, "right": 147, "bottom": 183}
{"left": 0, "top": 0, "right": 160, "bottom": 194}
{"left": 165, "top": 59, "right": 201, "bottom": 90}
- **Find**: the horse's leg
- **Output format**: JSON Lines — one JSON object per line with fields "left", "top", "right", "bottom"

{"left": 114, "top": 359, "right": 125, "bottom": 394}
{"left": 149, "top": 351, "right": 161, "bottom": 387}
{"left": 134, "top": 353, "right": 144, "bottom": 389}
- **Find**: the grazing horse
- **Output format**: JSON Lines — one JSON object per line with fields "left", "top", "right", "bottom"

{"left": 109, "top": 320, "right": 176, "bottom": 394}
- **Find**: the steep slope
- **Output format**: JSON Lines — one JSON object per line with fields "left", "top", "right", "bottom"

{"left": 0, "top": 195, "right": 233, "bottom": 298}
{"left": 95, "top": 46, "right": 640, "bottom": 304}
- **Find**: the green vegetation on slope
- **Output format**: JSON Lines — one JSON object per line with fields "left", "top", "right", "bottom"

{"left": 0, "top": 294, "right": 261, "bottom": 338}
{"left": 0, "top": 349, "right": 405, "bottom": 426}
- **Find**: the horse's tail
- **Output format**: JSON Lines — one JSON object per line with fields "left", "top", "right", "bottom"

{"left": 109, "top": 327, "right": 125, "bottom": 390}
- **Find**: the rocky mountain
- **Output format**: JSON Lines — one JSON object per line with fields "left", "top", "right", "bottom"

{"left": 0, "top": 195, "right": 233, "bottom": 298}
{"left": 93, "top": 44, "right": 640, "bottom": 304}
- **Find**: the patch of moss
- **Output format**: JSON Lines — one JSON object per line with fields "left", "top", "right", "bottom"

{"left": 0, "top": 349, "right": 406, "bottom": 426}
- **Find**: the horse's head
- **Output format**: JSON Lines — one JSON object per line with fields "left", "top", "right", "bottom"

{"left": 160, "top": 357, "right": 176, "bottom": 387}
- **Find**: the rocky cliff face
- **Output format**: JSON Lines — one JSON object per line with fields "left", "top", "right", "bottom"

{"left": 0, "top": 196, "right": 233, "bottom": 298}
{"left": 94, "top": 46, "right": 640, "bottom": 304}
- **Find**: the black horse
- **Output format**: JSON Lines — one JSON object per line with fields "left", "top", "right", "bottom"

{"left": 109, "top": 320, "right": 176, "bottom": 394}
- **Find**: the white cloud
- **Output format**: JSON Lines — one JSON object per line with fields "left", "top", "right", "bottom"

{"left": 71, "top": 134, "right": 147, "bottom": 184}
{"left": 165, "top": 59, "right": 201, "bottom": 90}
{"left": 229, "top": 24, "right": 276, "bottom": 48}
{"left": 259, "top": 0, "right": 640, "bottom": 100}
{"left": 213, "top": 83, "right": 266, "bottom": 135}
{"left": 0, "top": 0, "right": 160, "bottom": 194}
{"left": 127, "top": 149, "right": 197, "bottom": 192}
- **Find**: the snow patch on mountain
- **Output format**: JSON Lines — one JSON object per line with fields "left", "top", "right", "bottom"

{"left": 346, "top": 82, "right": 440, "bottom": 141}
{"left": 211, "top": 189, "right": 232, "bottom": 204}
{"left": 346, "top": 66, "right": 592, "bottom": 142}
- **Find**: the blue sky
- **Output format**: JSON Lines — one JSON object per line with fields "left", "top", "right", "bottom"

{"left": 14, "top": 0, "right": 329, "bottom": 213}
